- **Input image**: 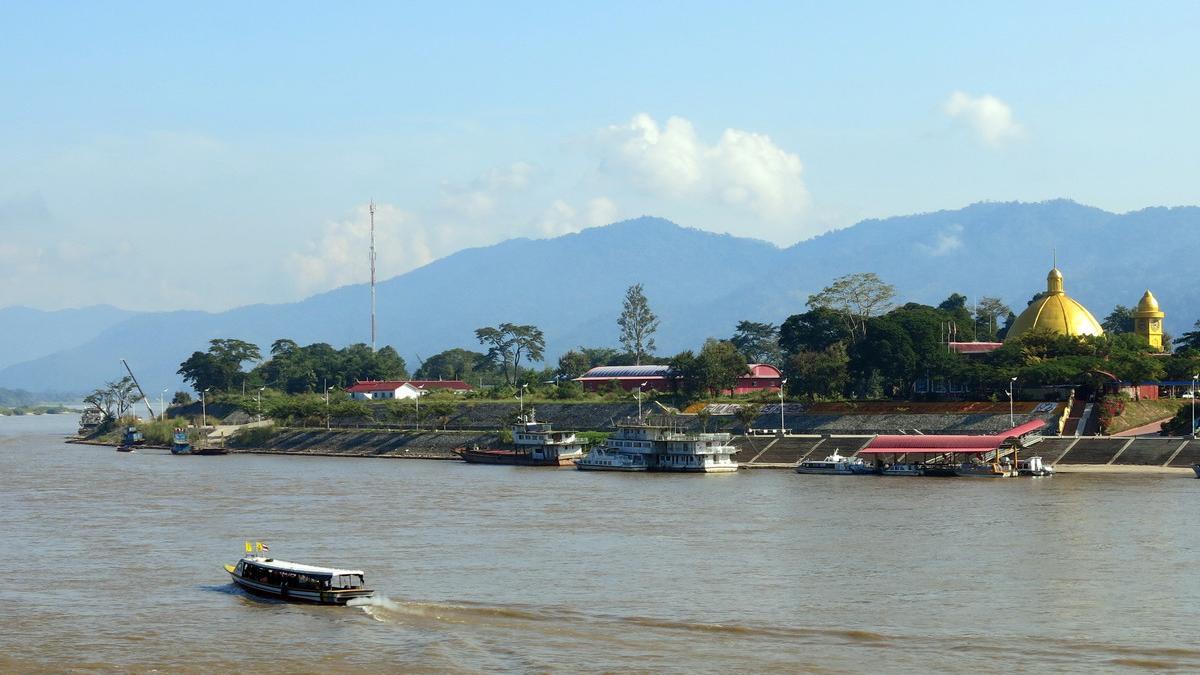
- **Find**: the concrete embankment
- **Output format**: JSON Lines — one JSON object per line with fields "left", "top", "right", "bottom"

{"left": 233, "top": 429, "right": 501, "bottom": 460}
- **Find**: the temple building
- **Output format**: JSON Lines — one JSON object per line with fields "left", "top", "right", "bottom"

{"left": 1004, "top": 267, "right": 1104, "bottom": 342}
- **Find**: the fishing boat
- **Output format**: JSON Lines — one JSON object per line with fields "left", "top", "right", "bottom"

{"left": 224, "top": 545, "right": 373, "bottom": 605}
{"left": 116, "top": 425, "right": 144, "bottom": 452}
{"left": 795, "top": 450, "right": 867, "bottom": 475}
{"left": 458, "top": 410, "right": 585, "bottom": 466}
{"left": 171, "top": 428, "right": 192, "bottom": 455}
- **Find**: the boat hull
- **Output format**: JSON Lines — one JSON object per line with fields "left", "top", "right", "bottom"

{"left": 575, "top": 462, "right": 648, "bottom": 471}
{"left": 458, "top": 449, "right": 577, "bottom": 466}
{"left": 225, "top": 566, "right": 373, "bottom": 605}
{"left": 1193, "top": 464, "right": 1199, "bottom": 478}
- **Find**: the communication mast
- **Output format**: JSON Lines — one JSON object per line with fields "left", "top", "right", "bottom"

{"left": 370, "top": 200, "right": 377, "bottom": 352}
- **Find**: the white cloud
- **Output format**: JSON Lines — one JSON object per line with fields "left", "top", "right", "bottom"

{"left": 598, "top": 113, "right": 808, "bottom": 220}
{"left": 916, "top": 223, "right": 964, "bottom": 257}
{"left": 441, "top": 162, "right": 535, "bottom": 218}
{"left": 536, "top": 196, "right": 620, "bottom": 237}
{"left": 287, "top": 203, "right": 435, "bottom": 295}
{"left": 943, "top": 91, "right": 1023, "bottom": 146}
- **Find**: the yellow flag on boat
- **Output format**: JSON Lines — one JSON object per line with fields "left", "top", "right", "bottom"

{"left": 255, "top": 541, "right": 262, "bottom": 553}
{"left": 244, "top": 541, "right": 252, "bottom": 553}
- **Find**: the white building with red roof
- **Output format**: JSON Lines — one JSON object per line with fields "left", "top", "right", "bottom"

{"left": 345, "top": 379, "right": 473, "bottom": 400}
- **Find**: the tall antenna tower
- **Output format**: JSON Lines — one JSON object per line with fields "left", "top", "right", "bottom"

{"left": 370, "top": 200, "right": 377, "bottom": 352}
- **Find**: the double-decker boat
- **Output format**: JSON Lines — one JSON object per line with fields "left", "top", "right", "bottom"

{"left": 574, "top": 416, "right": 739, "bottom": 473}
{"left": 458, "top": 409, "right": 585, "bottom": 466}
{"left": 224, "top": 550, "right": 373, "bottom": 604}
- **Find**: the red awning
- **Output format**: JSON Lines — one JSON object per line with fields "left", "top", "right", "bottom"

{"left": 1003, "top": 419, "right": 1047, "bottom": 438}
{"left": 869, "top": 435, "right": 1001, "bottom": 449}
{"left": 858, "top": 447, "right": 996, "bottom": 455}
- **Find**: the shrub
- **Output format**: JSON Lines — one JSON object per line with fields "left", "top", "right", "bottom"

{"left": 228, "top": 423, "right": 278, "bottom": 448}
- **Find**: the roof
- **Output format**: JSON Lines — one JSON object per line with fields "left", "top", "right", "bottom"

{"left": 345, "top": 379, "right": 471, "bottom": 393}
{"left": 745, "top": 363, "right": 782, "bottom": 377}
{"left": 949, "top": 341, "right": 1004, "bottom": 355}
{"left": 1006, "top": 267, "right": 1103, "bottom": 341}
{"left": 242, "top": 556, "right": 363, "bottom": 576}
{"left": 864, "top": 420, "right": 1048, "bottom": 454}
{"left": 577, "top": 365, "right": 672, "bottom": 380}
{"left": 858, "top": 446, "right": 994, "bottom": 455}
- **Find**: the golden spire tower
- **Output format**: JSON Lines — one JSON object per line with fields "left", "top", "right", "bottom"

{"left": 1132, "top": 290, "right": 1165, "bottom": 351}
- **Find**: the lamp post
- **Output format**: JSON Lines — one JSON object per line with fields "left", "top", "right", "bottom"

{"left": 257, "top": 387, "right": 265, "bottom": 422}
{"left": 519, "top": 383, "right": 528, "bottom": 418}
{"left": 779, "top": 378, "right": 788, "bottom": 436}
{"left": 324, "top": 382, "right": 331, "bottom": 431}
{"left": 201, "top": 388, "right": 211, "bottom": 429}
{"left": 636, "top": 382, "right": 647, "bottom": 422}
{"left": 1192, "top": 374, "right": 1197, "bottom": 438}
{"left": 1006, "top": 377, "right": 1017, "bottom": 428}
{"left": 160, "top": 388, "right": 168, "bottom": 423}
{"left": 415, "top": 385, "right": 424, "bottom": 431}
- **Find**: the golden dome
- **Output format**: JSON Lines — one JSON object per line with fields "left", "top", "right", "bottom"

{"left": 1134, "top": 289, "right": 1163, "bottom": 317}
{"left": 1005, "top": 267, "right": 1103, "bottom": 341}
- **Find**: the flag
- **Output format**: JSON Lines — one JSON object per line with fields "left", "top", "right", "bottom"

{"left": 255, "top": 542, "right": 262, "bottom": 553}
{"left": 261, "top": 543, "right": 269, "bottom": 552}
{"left": 244, "top": 541, "right": 252, "bottom": 553}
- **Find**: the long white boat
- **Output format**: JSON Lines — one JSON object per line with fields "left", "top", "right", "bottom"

{"left": 224, "top": 554, "right": 374, "bottom": 604}
{"left": 795, "top": 451, "right": 867, "bottom": 475}
{"left": 575, "top": 416, "right": 739, "bottom": 473}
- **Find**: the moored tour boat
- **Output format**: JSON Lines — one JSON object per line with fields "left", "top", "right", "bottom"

{"left": 574, "top": 416, "right": 739, "bottom": 473}
{"left": 225, "top": 546, "right": 373, "bottom": 604}
{"left": 458, "top": 409, "right": 585, "bottom": 466}
{"left": 795, "top": 451, "right": 867, "bottom": 475}
{"left": 881, "top": 462, "right": 923, "bottom": 476}
{"left": 171, "top": 428, "right": 193, "bottom": 455}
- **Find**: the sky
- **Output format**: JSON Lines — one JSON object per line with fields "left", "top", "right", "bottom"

{"left": 3, "top": 1, "right": 1200, "bottom": 312}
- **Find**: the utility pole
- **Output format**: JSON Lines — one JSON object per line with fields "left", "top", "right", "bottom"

{"left": 370, "top": 200, "right": 377, "bottom": 353}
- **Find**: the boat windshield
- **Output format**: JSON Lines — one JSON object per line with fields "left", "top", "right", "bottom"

{"left": 332, "top": 574, "right": 364, "bottom": 589}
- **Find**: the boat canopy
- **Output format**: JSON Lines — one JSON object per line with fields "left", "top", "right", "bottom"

{"left": 242, "top": 556, "right": 363, "bottom": 577}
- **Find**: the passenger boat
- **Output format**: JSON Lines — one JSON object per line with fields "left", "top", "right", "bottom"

{"left": 117, "top": 425, "right": 144, "bottom": 452}
{"left": 881, "top": 462, "right": 923, "bottom": 476}
{"left": 458, "top": 409, "right": 585, "bottom": 466}
{"left": 795, "top": 450, "right": 867, "bottom": 475}
{"left": 225, "top": 551, "right": 373, "bottom": 604}
{"left": 574, "top": 416, "right": 739, "bottom": 473}
{"left": 170, "top": 428, "right": 192, "bottom": 455}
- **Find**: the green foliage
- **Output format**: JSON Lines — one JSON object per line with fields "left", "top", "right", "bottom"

{"left": 730, "top": 320, "right": 781, "bottom": 366}
{"left": 576, "top": 431, "right": 609, "bottom": 446}
{"left": 415, "top": 348, "right": 493, "bottom": 382}
{"left": 785, "top": 343, "right": 850, "bottom": 401}
{"left": 178, "top": 338, "right": 263, "bottom": 393}
{"left": 669, "top": 339, "right": 748, "bottom": 400}
{"left": 1174, "top": 320, "right": 1200, "bottom": 352}
{"left": 1102, "top": 305, "right": 1135, "bottom": 334}
{"left": 227, "top": 423, "right": 279, "bottom": 448}
{"left": 171, "top": 391, "right": 193, "bottom": 406}
{"left": 973, "top": 296, "right": 1011, "bottom": 342}
{"left": 618, "top": 283, "right": 659, "bottom": 364}
{"left": 806, "top": 272, "right": 896, "bottom": 339}
{"left": 779, "top": 307, "right": 853, "bottom": 356}
{"left": 83, "top": 376, "right": 138, "bottom": 422}
{"left": 249, "top": 340, "right": 408, "bottom": 394}
{"left": 475, "top": 323, "right": 545, "bottom": 385}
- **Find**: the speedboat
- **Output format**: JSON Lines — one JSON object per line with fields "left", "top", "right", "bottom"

{"left": 1017, "top": 456, "right": 1055, "bottom": 477}
{"left": 881, "top": 462, "right": 923, "bottom": 476}
{"left": 225, "top": 551, "right": 374, "bottom": 604}
{"left": 795, "top": 451, "right": 867, "bottom": 475}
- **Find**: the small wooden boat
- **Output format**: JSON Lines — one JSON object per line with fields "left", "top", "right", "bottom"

{"left": 225, "top": 554, "right": 373, "bottom": 605}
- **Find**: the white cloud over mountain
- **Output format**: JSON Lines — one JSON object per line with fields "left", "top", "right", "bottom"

{"left": 598, "top": 113, "right": 809, "bottom": 221}
{"left": 944, "top": 91, "right": 1024, "bottom": 146}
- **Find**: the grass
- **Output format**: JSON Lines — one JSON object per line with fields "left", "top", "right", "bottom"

{"left": 1105, "top": 399, "right": 1189, "bottom": 434}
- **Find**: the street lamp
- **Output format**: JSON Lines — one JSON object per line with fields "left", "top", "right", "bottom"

{"left": 160, "top": 388, "right": 168, "bottom": 423}
{"left": 519, "top": 383, "right": 528, "bottom": 418}
{"left": 256, "top": 387, "right": 265, "bottom": 422}
{"left": 1006, "top": 377, "right": 1017, "bottom": 428}
{"left": 1191, "top": 374, "right": 1197, "bottom": 438}
{"left": 324, "top": 382, "right": 331, "bottom": 431}
{"left": 201, "top": 388, "right": 211, "bottom": 429}
{"left": 415, "top": 385, "right": 425, "bottom": 431}
{"left": 636, "top": 381, "right": 647, "bottom": 422}
{"left": 779, "top": 378, "right": 788, "bottom": 436}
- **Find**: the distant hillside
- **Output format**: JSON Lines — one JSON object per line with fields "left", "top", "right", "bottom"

{"left": 2, "top": 202, "right": 1199, "bottom": 393}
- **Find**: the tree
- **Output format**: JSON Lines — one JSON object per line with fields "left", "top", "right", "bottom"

{"left": 178, "top": 338, "right": 262, "bottom": 392}
{"left": 1102, "top": 305, "right": 1135, "bottom": 334}
{"left": 730, "top": 321, "right": 781, "bottom": 365}
{"left": 734, "top": 403, "right": 762, "bottom": 432}
{"left": 556, "top": 350, "right": 592, "bottom": 380}
{"left": 171, "top": 391, "right": 193, "bottom": 406}
{"left": 415, "top": 348, "right": 491, "bottom": 381}
{"left": 785, "top": 344, "right": 850, "bottom": 401}
{"left": 475, "top": 323, "right": 545, "bottom": 385}
{"left": 806, "top": 272, "right": 896, "bottom": 339}
{"left": 668, "top": 350, "right": 702, "bottom": 400}
{"left": 1174, "top": 320, "right": 1200, "bottom": 352}
{"left": 974, "top": 297, "right": 1011, "bottom": 342}
{"left": 779, "top": 307, "right": 853, "bottom": 355}
{"left": 697, "top": 339, "right": 748, "bottom": 397}
{"left": 618, "top": 283, "right": 660, "bottom": 364}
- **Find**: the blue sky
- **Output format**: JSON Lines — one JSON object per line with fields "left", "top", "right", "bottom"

{"left": 3, "top": 2, "right": 1199, "bottom": 311}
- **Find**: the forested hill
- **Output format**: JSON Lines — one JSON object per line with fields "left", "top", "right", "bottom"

{"left": 3, "top": 200, "right": 1200, "bottom": 394}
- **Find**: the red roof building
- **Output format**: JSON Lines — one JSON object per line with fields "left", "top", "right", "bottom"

{"left": 346, "top": 379, "right": 472, "bottom": 400}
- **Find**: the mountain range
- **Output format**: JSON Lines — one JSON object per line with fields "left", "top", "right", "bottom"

{"left": 4, "top": 199, "right": 1198, "bottom": 396}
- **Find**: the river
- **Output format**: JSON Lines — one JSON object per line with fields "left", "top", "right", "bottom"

{"left": 2, "top": 414, "right": 1198, "bottom": 673}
